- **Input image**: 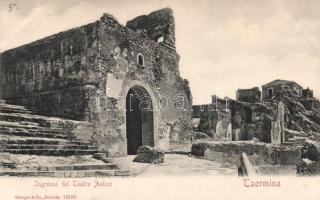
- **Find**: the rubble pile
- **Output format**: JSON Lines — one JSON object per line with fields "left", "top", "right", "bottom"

{"left": 279, "top": 88, "right": 320, "bottom": 143}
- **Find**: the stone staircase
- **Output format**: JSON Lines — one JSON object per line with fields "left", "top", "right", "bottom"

{"left": 0, "top": 101, "right": 99, "bottom": 156}
{"left": 0, "top": 163, "right": 129, "bottom": 177}
{"left": 0, "top": 100, "right": 129, "bottom": 177}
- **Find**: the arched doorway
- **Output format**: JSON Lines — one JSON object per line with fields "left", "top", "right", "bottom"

{"left": 126, "top": 85, "right": 154, "bottom": 155}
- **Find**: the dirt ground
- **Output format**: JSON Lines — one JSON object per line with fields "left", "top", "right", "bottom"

{"left": 112, "top": 154, "right": 237, "bottom": 177}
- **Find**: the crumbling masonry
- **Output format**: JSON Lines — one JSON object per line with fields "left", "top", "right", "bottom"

{"left": 193, "top": 79, "right": 320, "bottom": 145}
{"left": 0, "top": 8, "right": 193, "bottom": 156}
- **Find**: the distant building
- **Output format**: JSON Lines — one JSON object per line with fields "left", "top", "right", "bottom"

{"left": 262, "top": 79, "right": 303, "bottom": 101}
{"left": 192, "top": 79, "right": 318, "bottom": 144}
{"left": 236, "top": 87, "right": 261, "bottom": 103}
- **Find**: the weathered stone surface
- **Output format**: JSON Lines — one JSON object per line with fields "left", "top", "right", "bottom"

{"left": 0, "top": 152, "right": 124, "bottom": 177}
{"left": 133, "top": 145, "right": 164, "bottom": 164}
{"left": 126, "top": 8, "right": 176, "bottom": 48}
{"left": 230, "top": 100, "right": 275, "bottom": 143}
{"left": 191, "top": 141, "right": 302, "bottom": 165}
{"left": 192, "top": 96, "right": 231, "bottom": 140}
{"left": 0, "top": 101, "right": 100, "bottom": 156}
{"left": 192, "top": 131, "right": 209, "bottom": 140}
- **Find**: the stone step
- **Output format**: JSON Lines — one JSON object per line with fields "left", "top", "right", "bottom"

{"left": 0, "top": 100, "right": 6, "bottom": 104}
{"left": 0, "top": 103, "right": 40, "bottom": 112}
{"left": 283, "top": 141, "right": 305, "bottom": 147}
{"left": 288, "top": 137, "right": 307, "bottom": 142}
{"left": 4, "top": 149, "right": 101, "bottom": 156}
{"left": 0, "top": 103, "right": 25, "bottom": 109}
{"left": 3, "top": 144, "right": 98, "bottom": 150}
{"left": 0, "top": 127, "right": 68, "bottom": 135}
{"left": 36, "top": 164, "right": 118, "bottom": 171}
{"left": 0, "top": 129, "right": 73, "bottom": 139}
{"left": 1, "top": 137, "right": 91, "bottom": 145}
{"left": 0, "top": 113, "right": 52, "bottom": 127}
{"left": 0, "top": 102, "right": 100, "bottom": 158}
{"left": 0, "top": 120, "right": 40, "bottom": 127}
{"left": 0, "top": 121, "right": 68, "bottom": 134}
{"left": 0, "top": 106, "right": 35, "bottom": 115}
{"left": 0, "top": 170, "right": 130, "bottom": 177}
{"left": 0, "top": 121, "right": 71, "bottom": 135}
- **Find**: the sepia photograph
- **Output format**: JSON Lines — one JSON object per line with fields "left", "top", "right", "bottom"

{"left": 0, "top": 0, "right": 320, "bottom": 199}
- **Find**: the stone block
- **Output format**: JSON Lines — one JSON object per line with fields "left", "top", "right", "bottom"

{"left": 133, "top": 145, "right": 164, "bottom": 164}
{"left": 192, "top": 131, "right": 209, "bottom": 140}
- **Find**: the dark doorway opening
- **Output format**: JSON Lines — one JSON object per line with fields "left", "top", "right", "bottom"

{"left": 268, "top": 88, "right": 273, "bottom": 97}
{"left": 126, "top": 86, "right": 154, "bottom": 155}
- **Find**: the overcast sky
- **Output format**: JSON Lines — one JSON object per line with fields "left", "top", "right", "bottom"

{"left": 0, "top": 0, "right": 319, "bottom": 104}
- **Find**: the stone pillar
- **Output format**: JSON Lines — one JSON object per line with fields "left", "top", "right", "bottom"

{"left": 278, "top": 102, "right": 285, "bottom": 144}
{"left": 232, "top": 128, "right": 242, "bottom": 141}
{"left": 271, "top": 102, "right": 285, "bottom": 144}
{"left": 271, "top": 121, "right": 281, "bottom": 144}
{"left": 215, "top": 121, "right": 222, "bottom": 140}
{"left": 226, "top": 123, "right": 232, "bottom": 141}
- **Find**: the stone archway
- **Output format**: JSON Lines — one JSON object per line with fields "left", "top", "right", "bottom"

{"left": 126, "top": 85, "right": 154, "bottom": 155}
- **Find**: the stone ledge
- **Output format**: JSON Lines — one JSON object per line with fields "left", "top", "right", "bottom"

{"left": 191, "top": 141, "right": 301, "bottom": 165}
{"left": 0, "top": 170, "right": 129, "bottom": 177}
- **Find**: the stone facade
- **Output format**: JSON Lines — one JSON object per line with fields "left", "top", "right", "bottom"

{"left": 0, "top": 8, "right": 192, "bottom": 156}
{"left": 236, "top": 87, "right": 261, "bottom": 103}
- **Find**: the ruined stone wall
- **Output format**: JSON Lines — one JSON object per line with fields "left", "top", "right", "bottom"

{"left": 230, "top": 101, "right": 274, "bottom": 142}
{"left": 191, "top": 141, "right": 302, "bottom": 166}
{"left": 0, "top": 22, "right": 100, "bottom": 120}
{"left": 192, "top": 104, "right": 212, "bottom": 118}
{"left": 126, "top": 8, "right": 175, "bottom": 48}
{"left": 192, "top": 102, "right": 231, "bottom": 140}
{"left": 81, "top": 10, "right": 192, "bottom": 155}
{"left": 0, "top": 8, "right": 192, "bottom": 156}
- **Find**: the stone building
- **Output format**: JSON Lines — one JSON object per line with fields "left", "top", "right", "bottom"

{"left": 262, "top": 79, "right": 303, "bottom": 101}
{"left": 236, "top": 87, "right": 261, "bottom": 103}
{"left": 0, "top": 8, "right": 192, "bottom": 156}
